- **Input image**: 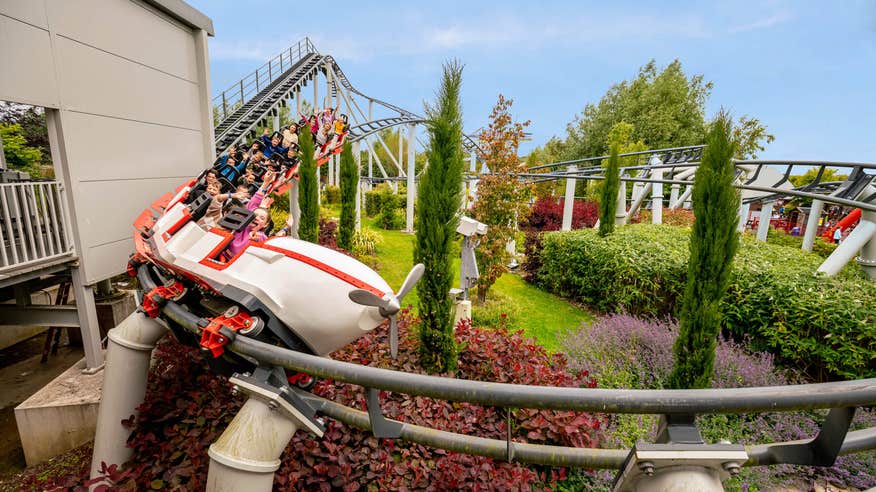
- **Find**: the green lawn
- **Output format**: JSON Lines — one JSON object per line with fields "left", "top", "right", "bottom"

{"left": 358, "top": 215, "right": 592, "bottom": 352}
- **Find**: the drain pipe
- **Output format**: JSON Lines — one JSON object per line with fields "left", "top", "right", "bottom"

{"left": 89, "top": 310, "right": 167, "bottom": 487}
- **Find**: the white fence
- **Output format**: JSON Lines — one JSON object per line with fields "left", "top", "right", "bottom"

{"left": 0, "top": 180, "right": 75, "bottom": 274}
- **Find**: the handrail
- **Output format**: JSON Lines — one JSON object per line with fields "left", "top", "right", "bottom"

{"left": 212, "top": 38, "right": 318, "bottom": 125}
{"left": 0, "top": 180, "right": 75, "bottom": 274}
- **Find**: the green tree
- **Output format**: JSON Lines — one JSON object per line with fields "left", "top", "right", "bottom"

{"left": 414, "top": 60, "right": 466, "bottom": 373}
{"left": 298, "top": 127, "right": 319, "bottom": 243}
{"left": 472, "top": 95, "right": 531, "bottom": 303}
{"left": 337, "top": 141, "right": 357, "bottom": 251}
{"left": 559, "top": 60, "right": 773, "bottom": 162}
{"left": 789, "top": 167, "right": 848, "bottom": 188}
{"left": 0, "top": 123, "right": 43, "bottom": 175}
{"left": 667, "top": 111, "right": 740, "bottom": 389}
{"left": 598, "top": 143, "right": 620, "bottom": 236}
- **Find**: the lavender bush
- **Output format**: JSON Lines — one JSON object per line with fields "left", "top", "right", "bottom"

{"left": 560, "top": 313, "right": 876, "bottom": 491}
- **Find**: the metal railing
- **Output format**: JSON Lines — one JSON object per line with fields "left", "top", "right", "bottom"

{"left": 0, "top": 180, "right": 75, "bottom": 274}
{"left": 212, "top": 38, "right": 318, "bottom": 126}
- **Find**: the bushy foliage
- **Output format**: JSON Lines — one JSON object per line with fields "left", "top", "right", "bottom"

{"left": 298, "top": 128, "right": 319, "bottom": 242}
{"left": 317, "top": 218, "right": 338, "bottom": 249}
{"left": 560, "top": 314, "right": 876, "bottom": 491}
{"left": 84, "top": 311, "right": 599, "bottom": 491}
{"left": 322, "top": 184, "right": 341, "bottom": 205}
{"left": 470, "top": 293, "right": 521, "bottom": 331}
{"left": 337, "top": 142, "right": 357, "bottom": 251}
{"left": 0, "top": 123, "right": 43, "bottom": 176}
{"left": 534, "top": 224, "right": 876, "bottom": 380}
{"left": 414, "top": 61, "right": 466, "bottom": 373}
{"left": 631, "top": 207, "right": 696, "bottom": 227}
{"left": 668, "top": 113, "right": 740, "bottom": 389}
{"left": 766, "top": 228, "right": 837, "bottom": 258}
{"left": 471, "top": 95, "right": 532, "bottom": 303}
{"left": 521, "top": 198, "right": 598, "bottom": 232}
{"left": 377, "top": 192, "right": 404, "bottom": 230}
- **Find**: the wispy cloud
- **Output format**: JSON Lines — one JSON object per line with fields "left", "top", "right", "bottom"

{"left": 727, "top": 11, "right": 792, "bottom": 34}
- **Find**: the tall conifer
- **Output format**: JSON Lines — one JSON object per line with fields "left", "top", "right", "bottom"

{"left": 298, "top": 128, "right": 319, "bottom": 243}
{"left": 338, "top": 141, "right": 356, "bottom": 251}
{"left": 668, "top": 112, "right": 740, "bottom": 389}
{"left": 598, "top": 144, "right": 620, "bottom": 236}
{"left": 414, "top": 61, "right": 465, "bottom": 373}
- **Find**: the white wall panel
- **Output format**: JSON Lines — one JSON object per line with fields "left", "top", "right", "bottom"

{"left": 55, "top": 36, "right": 201, "bottom": 130}
{"left": 61, "top": 111, "right": 204, "bottom": 182}
{"left": 47, "top": 0, "right": 198, "bottom": 82}
{"left": 0, "top": 15, "right": 58, "bottom": 107}
{"left": 0, "top": 0, "right": 49, "bottom": 29}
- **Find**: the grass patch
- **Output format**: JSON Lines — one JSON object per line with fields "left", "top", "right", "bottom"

{"left": 364, "top": 217, "right": 592, "bottom": 350}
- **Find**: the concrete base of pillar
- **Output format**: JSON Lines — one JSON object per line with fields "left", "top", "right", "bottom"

{"left": 454, "top": 300, "right": 472, "bottom": 327}
{"left": 14, "top": 356, "right": 103, "bottom": 465}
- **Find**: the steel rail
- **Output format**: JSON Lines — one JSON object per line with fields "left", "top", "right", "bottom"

{"left": 137, "top": 267, "right": 876, "bottom": 469}
{"left": 527, "top": 145, "right": 706, "bottom": 171}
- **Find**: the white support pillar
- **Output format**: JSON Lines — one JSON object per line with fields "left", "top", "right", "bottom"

{"left": 469, "top": 152, "right": 478, "bottom": 201}
{"left": 802, "top": 199, "right": 824, "bottom": 251}
{"left": 296, "top": 87, "right": 301, "bottom": 116}
{"left": 737, "top": 202, "right": 750, "bottom": 232}
{"left": 651, "top": 168, "right": 664, "bottom": 225}
{"left": 756, "top": 201, "right": 774, "bottom": 242}
{"left": 561, "top": 165, "right": 577, "bottom": 231}
{"left": 90, "top": 312, "right": 167, "bottom": 486}
{"left": 615, "top": 180, "right": 627, "bottom": 226}
{"left": 627, "top": 182, "right": 653, "bottom": 220}
{"left": 207, "top": 398, "right": 301, "bottom": 492}
{"left": 273, "top": 111, "right": 280, "bottom": 132}
{"left": 405, "top": 124, "right": 416, "bottom": 232}
{"left": 71, "top": 267, "right": 104, "bottom": 370}
{"left": 670, "top": 185, "right": 693, "bottom": 210}
{"left": 0, "top": 130, "right": 7, "bottom": 169}
{"left": 367, "top": 101, "right": 373, "bottom": 188}
{"left": 288, "top": 180, "right": 300, "bottom": 239}
{"left": 353, "top": 141, "right": 362, "bottom": 230}
{"left": 817, "top": 218, "right": 876, "bottom": 278}
{"left": 668, "top": 182, "right": 680, "bottom": 210}
{"left": 312, "top": 71, "right": 318, "bottom": 112}
{"left": 328, "top": 154, "right": 334, "bottom": 187}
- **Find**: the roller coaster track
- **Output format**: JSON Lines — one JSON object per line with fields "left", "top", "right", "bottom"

{"left": 212, "top": 38, "right": 481, "bottom": 157}
{"left": 523, "top": 147, "right": 876, "bottom": 213}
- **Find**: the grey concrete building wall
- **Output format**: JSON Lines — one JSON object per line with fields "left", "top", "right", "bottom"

{"left": 0, "top": 0, "right": 214, "bottom": 284}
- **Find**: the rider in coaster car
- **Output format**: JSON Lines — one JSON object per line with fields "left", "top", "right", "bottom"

{"left": 282, "top": 123, "right": 299, "bottom": 148}
{"left": 333, "top": 114, "right": 348, "bottom": 135}
{"left": 261, "top": 129, "right": 288, "bottom": 159}
{"left": 213, "top": 151, "right": 246, "bottom": 183}
{"left": 225, "top": 170, "right": 277, "bottom": 258}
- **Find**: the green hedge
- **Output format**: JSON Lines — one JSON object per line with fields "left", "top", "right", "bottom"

{"left": 535, "top": 224, "right": 876, "bottom": 380}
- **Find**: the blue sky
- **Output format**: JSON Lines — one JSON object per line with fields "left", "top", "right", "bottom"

{"left": 189, "top": 0, "right": 876, "bottom": 161}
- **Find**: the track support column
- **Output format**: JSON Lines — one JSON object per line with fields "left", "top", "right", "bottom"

{"left": 802, "top": 199, "right": 824, "bottom": 251}
{"left": 615, "top": 180, "right": 627, "bottom": 226}
{"left": 756, "top": 201, "right": 774, "bottom": 242}
{"left": 651, "top": 168, "right": 663, "bottom": 225}
{"left": 405, "top": 124, "right": 416, "bottom": 232}
{"left": 737, "top": 202, "right": 750, "bottom": 232}
{"left": 207, "top": 372, "right": 323, "bottom": 492}
{"left": 562, "top": 165, "right": 577, "bottom": 231}
{"left": 89, "top": 311, "right": 167, "bottom": 487}
{"left": 353, "top": 141, "right": 362, "bottom": 230}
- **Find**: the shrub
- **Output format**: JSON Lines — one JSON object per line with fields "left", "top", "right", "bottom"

{"left": 470, "top": 293, "right": 521, "bottom": 331}
{"left": 91, "top": 311, "right": 599, "bottom": 491}
{"left": 377, "top": 193, "right": 404, "bottom": 230}
{"left": 633, "top": 208, "right": 695, "bottom": 227}
{"left": 364, "top": 184, "right": 397, "bottom": 217}
{"left": 318, "top": 218, "right": 338, "bottom": 248}
{"left": 559, "top": 313, "right": 876, "bottom": 491}
{"left": 598, "top": 144, "right": 620, "bottom": 236}
{"left": 767, "top": 228, "right": 838, "bottom": 259}
{"left": 298, "top": 128, "right": 319, "bottom": 242}
{"left": 351, "top": 228, "right": 381, "bottom": 257}
{"left": 522, "top": 198, "right": 598, "bottom": 231}
{"left": 338, "top": 142, "right": 357, "bottom": 251}
{"left": 535, "top": 224, "right": 876, "bottom": 380}
{"left": 321, "top": 184, "right": 341, "bottom": 205}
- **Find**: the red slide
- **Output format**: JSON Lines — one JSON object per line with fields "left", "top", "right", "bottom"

{"left": 823, "top": 208, "right": 861, "bottom": 242}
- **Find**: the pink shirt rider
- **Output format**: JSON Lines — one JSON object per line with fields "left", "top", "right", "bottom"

{"left": 226, "top": 190, "right": 266, "bottom": 258}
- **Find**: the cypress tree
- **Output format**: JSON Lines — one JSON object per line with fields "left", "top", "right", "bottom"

{"left": 414, "top": 60, "right": 465, "bottom": 373}
{"left": 298, "top": 128, "right": 319, "bottom": 243}
{"left": 598, "top": 143, "right": 620, "bottom": 236}
{"left": 667, "top": 112, "right": 740, "bottom": 389}
{"left": 338, "top": 141, "right": 356, "bottom": 251}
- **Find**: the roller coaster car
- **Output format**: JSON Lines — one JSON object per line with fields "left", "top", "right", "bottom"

{"left": 131, "top": 172, "right": 422, "bottom": 385}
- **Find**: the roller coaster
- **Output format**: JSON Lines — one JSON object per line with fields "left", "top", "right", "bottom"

{"left": 89, "top": 38, "right": 876, "bottom": 491}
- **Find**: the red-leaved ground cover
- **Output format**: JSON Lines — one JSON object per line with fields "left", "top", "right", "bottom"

{"left": 86, "top": 310, "right": 600, "bottom": 491}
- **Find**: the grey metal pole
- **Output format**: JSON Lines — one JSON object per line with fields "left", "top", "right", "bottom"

{"left": 756, "top": 201, "right": 774, "bottom": 242}
{"left": 626, "top": 182, "right": 653, "bottom": 220}
{"left": 89, "top": 312, "right": 167, "bottom": 488}
{"left": 802, "top": 199, "right": 824, "bottom": 251}
{"left": 0, "top": 128, "right": 7, "bottom": 170}
{"left": 737, "top": 203, "right": 750, "bottom": 233}
{"left": 405, "top": 124, "right": 416, "bottom": 232}
{"left": 353, "top": 141, "right": 362, "bottom": 230}
{"left": 288, "top": 181, "right": 300, "bottom": 239}
{"left": 562, "top": 165, "right": 577, "bottom": 231}
{"left": 206, "top": 398, "right": 301, "bottom": 492}
{"left": 615, "top": 180, "right": 627, "bottom": 226}
{"left": 368, "top": 101, "right": 373, "bottom": 189}
{"left": 71, "top": 267, "right": 104, "bottom": 370}
{"left": 651, "top": 167, "right": 664, "bottom": 225}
